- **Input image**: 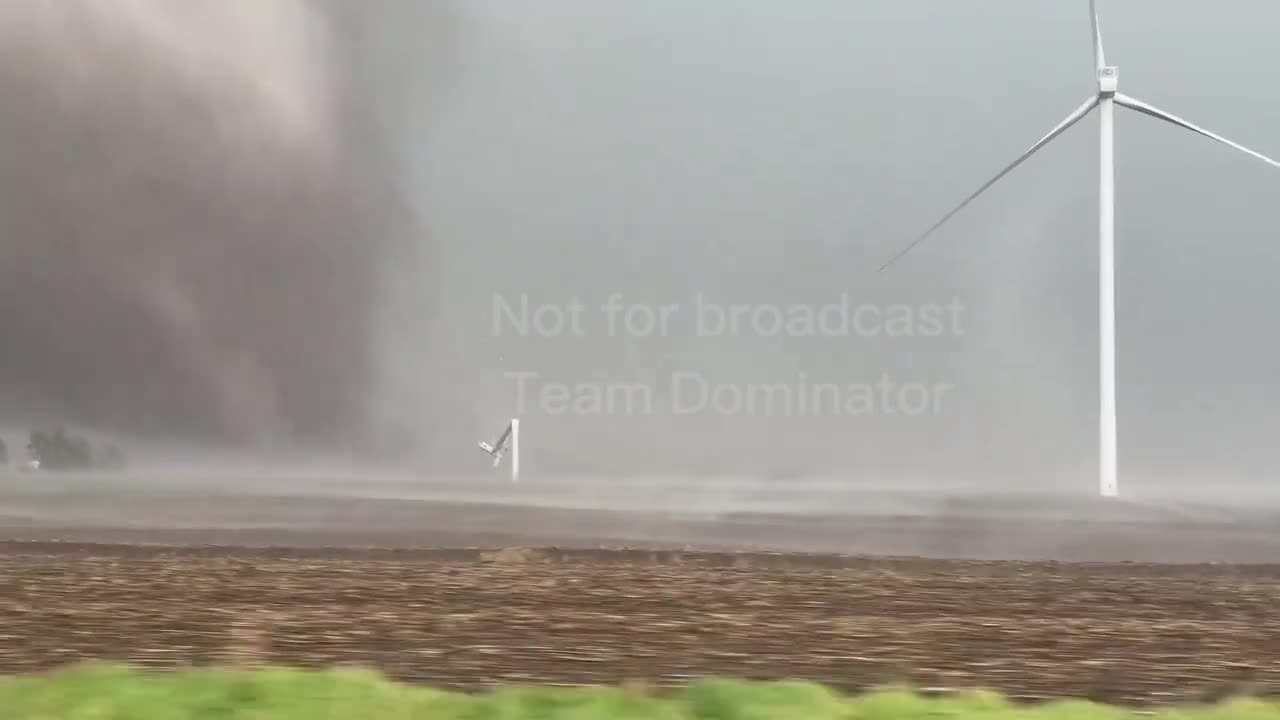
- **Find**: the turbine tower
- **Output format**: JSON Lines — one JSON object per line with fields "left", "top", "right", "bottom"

{"left": 879, "top": 1, "right": 1280, "bottom": 498}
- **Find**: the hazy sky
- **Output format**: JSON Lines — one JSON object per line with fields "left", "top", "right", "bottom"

{"left": 390, "top": 0, "right": 1280, "bottom": 493}
{"left": 4, "top": 1, "right": 1278, "bottom": 497}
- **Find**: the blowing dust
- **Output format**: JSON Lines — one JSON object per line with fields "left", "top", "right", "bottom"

{"left": 0, "top": 1, "right": 426, "bottom": 453}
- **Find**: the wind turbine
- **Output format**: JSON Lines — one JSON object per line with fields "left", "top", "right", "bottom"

{"left": 478, "top": 417, "right": 519, "bottom": 482}
{"left": 879, "top": 1, "right": 1280, "bottom": 498}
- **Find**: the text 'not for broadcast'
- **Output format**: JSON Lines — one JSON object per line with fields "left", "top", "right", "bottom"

{"left": 492, "top": 293, "right": 966, "bottom": 339}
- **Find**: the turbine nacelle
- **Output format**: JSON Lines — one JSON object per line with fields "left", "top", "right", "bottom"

{"left": 1098, "top": 66, "right": 1119, "bottom": 94}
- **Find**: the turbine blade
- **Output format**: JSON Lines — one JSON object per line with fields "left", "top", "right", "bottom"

{"left": 1115, "top": 93, "right": 1280, "bottom": 171}
{"left": 1091, "top": 0, "right": 1106, "bottom": 72}
{"left": 878, "top": 95, "right": 1099, "bottom": 272}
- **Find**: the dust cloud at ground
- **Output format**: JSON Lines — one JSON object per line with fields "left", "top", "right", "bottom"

{"left": 0, "top": 1, "right": 439, "bottom": 455}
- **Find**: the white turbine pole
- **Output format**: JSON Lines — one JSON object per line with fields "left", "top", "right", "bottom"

{"left": 1098, "top": 83, "right": 1119, "bottom": 498}
{"left": 509, "top": 417, "right": 520, "bottom": 482}
{"left": 1094, "top": 0, "right": 1119, "bottom": 498}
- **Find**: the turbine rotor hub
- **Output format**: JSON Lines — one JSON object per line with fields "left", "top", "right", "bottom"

{"left": 1098, "top": 65, "right": 1119, "bottom": 95}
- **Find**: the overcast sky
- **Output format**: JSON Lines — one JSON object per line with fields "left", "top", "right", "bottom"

{"left": 4, "top": 1, "right": 1276, "bottom": 498}
{"left": 374, "top": 0, "right": 1280, "bottom": 494}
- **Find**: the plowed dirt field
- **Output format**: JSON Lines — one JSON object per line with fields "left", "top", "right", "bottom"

{"left": 1, "top": 541, "right": 1277, "bottom": 706}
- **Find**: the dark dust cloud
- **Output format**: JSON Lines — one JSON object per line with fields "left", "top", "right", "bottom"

{"left": 0, "top": 1, "right": 435, "bottom": 452}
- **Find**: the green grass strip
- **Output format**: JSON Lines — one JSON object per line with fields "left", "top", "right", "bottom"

{"left": 0, "top": 664, "right": 1276, "bottom": 720}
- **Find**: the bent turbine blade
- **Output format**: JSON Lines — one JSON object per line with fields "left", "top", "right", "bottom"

{"left": 1091, "top": 0, "right": 1106, "bottom": 72}
{"left": 878, "top": 95, "right": 1099, "bottom": 272}
{"left": 1115, "top": 93, "right": 1280, "bottom": 171}
{"left": 494, "top": 422, "right": 512, "bottom": 449}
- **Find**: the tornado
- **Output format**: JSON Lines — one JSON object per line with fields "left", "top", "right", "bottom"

{"left": 0, "top": 0, "right": 405, "bottom": 449}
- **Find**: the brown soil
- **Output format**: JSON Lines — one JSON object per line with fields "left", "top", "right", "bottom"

{"left": 1, "top": 540, "right": 1278, "bottom": 706}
